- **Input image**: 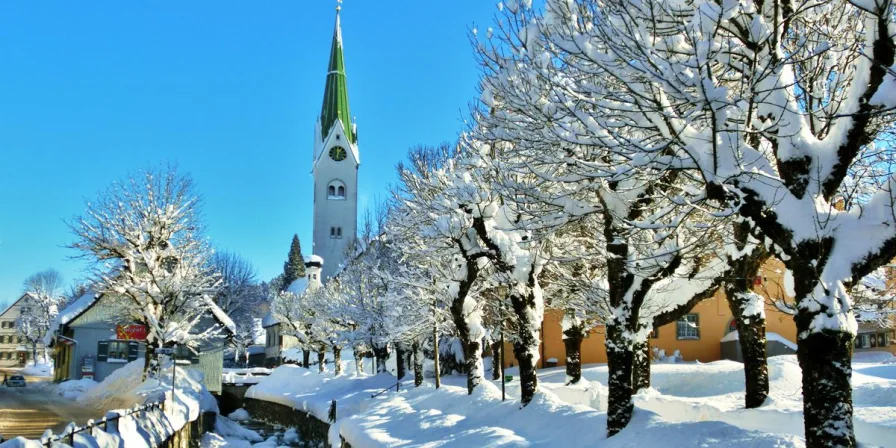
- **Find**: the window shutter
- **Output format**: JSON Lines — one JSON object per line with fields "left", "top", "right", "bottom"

{"left": 190, "top": 348, "right": 200, "bottom": 365}
{"left": 695, "top": 314, "right": 701, "bottom": 339}
{"left": 97, "top": 341, "right": 109, "bottom": 362}
{"left": 127, "top": 342, "right": 139, "bottom": 361}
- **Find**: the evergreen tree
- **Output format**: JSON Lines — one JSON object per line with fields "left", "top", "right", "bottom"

{"left": 282, "top": 234, "right": 305, "bottom": 290}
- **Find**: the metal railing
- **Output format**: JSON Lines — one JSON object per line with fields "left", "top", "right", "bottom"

{"left": 41, "top": 400, "right": 164, "bottom": 447}
{"left": 370, "top": 381, "right": 401, "bottom": 399}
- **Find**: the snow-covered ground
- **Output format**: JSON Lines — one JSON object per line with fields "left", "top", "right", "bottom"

{"left": 243, "top": 352, "right": 896, "bottom": 447}
{"left": 530, "top": 354, "right": 896, "bottom": 447}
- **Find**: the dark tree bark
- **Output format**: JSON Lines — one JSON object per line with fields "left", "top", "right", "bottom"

{"left": 413, "top": 341, "right": 424, "bottom": 387}
{"left": 396, "top": 344, "right": 406, "bottom": 380}
{"left": 449, "top": 247, "right": 484, "bottom": 394}
{"left": 470, "top": 217, "right": 541, "bottom": 406}
{"left": 632, "top": 338, "right": 650, "bottom": 393}
{"left": 791, "top": 239, "right": 856, "bottom": 447}
{"left": 562, "top": 321, "right": 585, "bottom": 385}
{"left": 724, "top": 222, "right": 770, "bottom": 409}
{"left": 606, "top": 324, "right": 635, "bottom": 437}
{"left": 302, "top": 350, "right": 310, "bottom": 369}
{"left": 317, "top": 351, "right": 326, "bottom": 374}
{"left": 373, "top": 343, "right": 390, "bottom": 374}
{"left": 491, "top": 340, "right": 503, "bottom": 381}
{"left": 333, "top": 346, "right": 343, "bottom": 375}
{"left": 509, "top": 286, "right": 540, "bottom": 406}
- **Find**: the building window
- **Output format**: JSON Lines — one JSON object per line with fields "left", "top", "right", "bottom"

{"left": 650, "top": 328, "right": 659, "bottom": 339}
{"left": 676, "top": 314, "right": 700, "bottom": 340}
{"left": 174, "top": 345, "right": 200, "bottom": 364}
{"left": 856, "top": 334, "right": 870, "bottom": 349}
{"left": 327, "top": 180, "right": 346, "bottom": 199}
{"left": 98, "top": 340, "right": 140, "bottom": 362}
{"left": 331, "top": 226, "right": 343, "bottom": 239}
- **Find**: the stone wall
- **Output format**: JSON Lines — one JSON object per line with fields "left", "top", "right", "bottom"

{"left": 158, "top": 411, "right": 215, "bottom": 448}
{"left": 243, "top": 398, "right": 351, "bottom": 447}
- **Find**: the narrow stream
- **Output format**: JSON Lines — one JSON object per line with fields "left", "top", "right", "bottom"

{"left": 238, "top": 419, "right": 323, "bottom": 447}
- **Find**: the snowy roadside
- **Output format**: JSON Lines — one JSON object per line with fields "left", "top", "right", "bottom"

{"left": 0, "top": 360, "right": 216, "bottom": 448}
{"left": 244, "top": 353, "right": 896, "bottom": 447}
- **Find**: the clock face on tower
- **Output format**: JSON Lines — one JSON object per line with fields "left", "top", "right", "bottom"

{"left": 329, "top": 146, "right": 347, "bottom": 162}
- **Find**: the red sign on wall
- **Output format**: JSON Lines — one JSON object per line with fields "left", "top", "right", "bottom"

{"left": 116, "top": 324, "right": 147, "bottom": 341}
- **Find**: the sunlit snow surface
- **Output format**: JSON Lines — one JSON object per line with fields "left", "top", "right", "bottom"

{"left": 241, "top": 352, "right": 896, "bottom": 446}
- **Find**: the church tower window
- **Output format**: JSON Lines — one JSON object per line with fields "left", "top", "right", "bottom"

{"left": 330, "top": 226, "right": 343, "bottom": 239}
{"left": 327, "top": 180, "right": 346, "bottom": 199}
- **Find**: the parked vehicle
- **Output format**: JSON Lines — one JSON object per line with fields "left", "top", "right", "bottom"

{"left": 6, "top": 375, "right": 26, "bottom": 387}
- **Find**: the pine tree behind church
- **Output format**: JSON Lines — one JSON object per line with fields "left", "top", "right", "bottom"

{"left": 282, "top": 234, "right": 306, "bottom": 291}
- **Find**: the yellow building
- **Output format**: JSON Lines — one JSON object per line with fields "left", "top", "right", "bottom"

{"left": 505, "top": 260, "right": 895, "bottom": 369}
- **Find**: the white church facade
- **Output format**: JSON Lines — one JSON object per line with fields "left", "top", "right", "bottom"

{"left": 311, "top": 6, "right": 359, "bottom": 282}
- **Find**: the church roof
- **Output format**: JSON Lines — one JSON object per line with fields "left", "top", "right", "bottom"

{"left": 320, "top": 10, "right": 355, "bottom": 145}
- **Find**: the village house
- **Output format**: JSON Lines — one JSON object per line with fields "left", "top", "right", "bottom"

{"left": 262, "top": 256, "right": 324, "bottom": 367}
{"left": 505, "top": 259, "right": 896, "bottom": 369}
{"left": 0, "top": 293, "right": 35, "bottom": 367}
{"left": 45, "top": 292, "right": 235, "bottom": 394}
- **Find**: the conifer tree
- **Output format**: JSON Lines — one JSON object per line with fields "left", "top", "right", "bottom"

{"left": 282, "top": 234, "right": 305, "bottom": 290}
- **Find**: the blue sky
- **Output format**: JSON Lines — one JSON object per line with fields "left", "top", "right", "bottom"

{"left": 0, "top": 1, "right": 498, "bottom": 306}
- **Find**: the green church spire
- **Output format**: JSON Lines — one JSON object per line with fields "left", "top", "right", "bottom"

{"left": 320, "top": 6, "right": 355, "bottom": 144}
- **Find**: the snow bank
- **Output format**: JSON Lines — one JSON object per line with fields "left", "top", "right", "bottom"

{"left": 213, "top": 416, "right": 263, "bottom": 442}
{"left": 720, "top": 331, "right": 798, "bottom": 351}
{"left": 1, "top": 360, "right": 210, "bottom": 448}
{"left": 534, "top": 355, "right": 895, "bottom": 447}
{"left": 77, "top": 360, "right": 145, "bottom": 410}
{"left": 20, "top": 361, "right": 53, "bottom": 377}
{"left": 246, "top": 364, "right": 396, "bottom": 423}
{"left": 56, "top": 378, "right": 99, "bottom": 400}
{"left": 227, "top": 408, "right": 250, "bottom": 421}
{"left": 334, "top": 378, "right": 803, "bottom": 447}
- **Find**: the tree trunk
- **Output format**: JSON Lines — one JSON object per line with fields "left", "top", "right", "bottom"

{"left": 509, "top": 287, "right": 541, "bottom": 406}
{"left": 433, "top": 329, "right": 441, "bottom": 389}
{"left": 632, "top": 338, "right": 650, "bottom": 393}
{"left": 333, "top": 346, "right": 343, "bottom": 375}
{"left": 562, "top": 325, "right": 584, "bottom": 385}
{"left": 448, "top": 249, "right": 484, "bottom": 394}
{"left": 798, "top": 330, "right": 855, "bottom": 447}
{"left": 450, "top": 296, "right": 484, "bottom": 394}
{"left": 724, "top": 221, "right": 770, "bottom": 409}
{"left": 491, "top": 340, "right": 503, "bottom": 381}
{"left": 727, "top": 290, "right": 769, "bottom": 409}
{"left": 787, "top": 238, "right": 857, "bottom": 447}
{"left": 353, "top": 349, "right": 364, "bottom": 375}
{"left": 302, "top": 350, "right": 310, "bottom": 369}
{"left": 413, "top": 341, "right": 424, "bottom": 387}
{"left": 373, "top": 344, "right": 389, "bottom": 374}
{"left": 32, "top": 343, "right": 38, "bottom": 366}
{"left": 396, "top": 344, "right": 406, "bottom": 380}
{"left": 318, "top": 351, "right": 326, "bottom": 373}
{"left": 606, "top": 325, "right": 635, "bottom": 437}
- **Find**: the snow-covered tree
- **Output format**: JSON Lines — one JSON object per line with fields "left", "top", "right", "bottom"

{"left": 211, "top": 250, "right": 266, "bottom": 366}
{"left": 17, "top": 269, "right": 66, "bottom": 365}
{"left": 68, "top": 166, "right": 225, "bottom": 376}
{"left": 390, "top": 143, "right": 494, "bottom": 394}
{"left": 475, "top": 0, "right": 896, "bottom": 443}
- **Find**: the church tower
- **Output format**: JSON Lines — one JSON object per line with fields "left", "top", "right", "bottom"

{"left": 312, "top": 4, "right": 358, "bottom": 282}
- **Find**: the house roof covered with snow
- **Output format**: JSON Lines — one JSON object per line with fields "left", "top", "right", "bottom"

{"left": 286, "top": 278, "right": 309, "bottom": 296}
{"left": 44, "top": 291, "right": 102, "bottom": 345}
{"left": 261, "top": 312, "right": 280, "bottom": 328}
